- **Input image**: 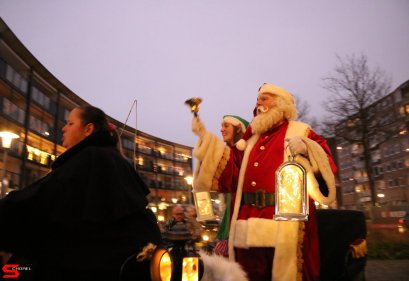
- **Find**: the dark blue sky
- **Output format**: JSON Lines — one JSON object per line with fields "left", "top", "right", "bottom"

{"left": 1, "top": 0, "right": 409, "bottom": 147}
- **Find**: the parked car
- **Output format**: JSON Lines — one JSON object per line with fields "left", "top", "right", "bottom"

{"left": 398, "top": 213, "right": 409, "bottom": 231}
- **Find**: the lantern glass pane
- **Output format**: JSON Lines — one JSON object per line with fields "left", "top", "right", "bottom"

{"left": 159, "top": 252, "right": 172, "bottom": 281}
{"left": 182, "top": 257, "right": 199, "bottom": 281}
{"left": 193, "top": 191, "right": 215, "bottom": 221}
{"left": 277, "top": 165, "right": 304, "bottom": 214}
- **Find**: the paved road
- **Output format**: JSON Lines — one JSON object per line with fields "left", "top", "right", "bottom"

{"left": 365, "top": 260, "right": 409, "bottom": 281}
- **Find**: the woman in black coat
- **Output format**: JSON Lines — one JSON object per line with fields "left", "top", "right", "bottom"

{"left": 0, "top": 106, "right": 162, "bottom": 281}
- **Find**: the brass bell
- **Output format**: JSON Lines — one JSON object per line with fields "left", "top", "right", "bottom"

{"left": 184, "top": 97, "right": 203, "bottom": 117}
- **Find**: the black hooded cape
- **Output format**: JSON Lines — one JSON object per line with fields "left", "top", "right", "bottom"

{"left": 0, "top": 130, "right": 162, "bottom": 280}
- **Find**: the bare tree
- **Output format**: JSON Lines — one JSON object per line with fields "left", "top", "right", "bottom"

{"left": 295, "top": 95, "right": 311, "bottom": 122}
{"left": 294, "top": 96, "right": 322, "bottom": 134}
{"left": 322, "top": 54, "right": 391, "bottom": 206}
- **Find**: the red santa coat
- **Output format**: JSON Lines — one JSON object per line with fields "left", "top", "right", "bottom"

{"left": 193, "top": 120, "right": 337, "bottom": 281}
{"left": 219, "top": 121, "right": 336, "bottom": 218}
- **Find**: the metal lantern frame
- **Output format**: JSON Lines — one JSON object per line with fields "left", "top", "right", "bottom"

{"left": 150, "top": 245, "right": 203, "bottom": 281}
{"left": 193, "top": 191, "right": 215, "bottom": 221}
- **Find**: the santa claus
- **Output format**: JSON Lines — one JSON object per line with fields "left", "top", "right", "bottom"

{"left": 191, "top": 83, "right": 337, "bottom": 281}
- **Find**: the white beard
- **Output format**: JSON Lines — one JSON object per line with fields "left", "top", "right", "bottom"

{"left": 251, "top": 106, "right": 284, "bottom": 135}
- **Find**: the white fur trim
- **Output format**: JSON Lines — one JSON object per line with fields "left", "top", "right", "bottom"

{"left": 284, "top": 122, "right": 336, "bottom": 205}
{"left": 269, "top": 121, "right": 308, "bottom": 281}
{"left": 236, "top": 139, "right": 247, "bottom": 151}
{"left": 295, "top": 138, "right": 336, "bottom": 205}
{"left": 223, "top": 116, "right": 247, "bottom": 133}
{"left": 200, "top": 250, "right": 249, "bottom": 281}
{"left": 228, "top": 133, "right": 259, "bottom": 260}
{"left": 193, "top": 132, "right": 227, "bottom": 192}
{"left": 233, "top": 219, "right": 279, "bottom": 248}
{"left": 233, "top": 220, "right": 249, "bottom": 248}
{"left": 258, "top": 84, "right": 294, "bottom": 106}
{"left": 247, "top": 218, "right": 279, "bottom": 247}
{"left": 272, "top": 222, "right": 299, "bottom": 281}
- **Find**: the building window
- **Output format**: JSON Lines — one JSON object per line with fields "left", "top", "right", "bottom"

{"left": 174, "top": 166, "right": 185, "bottom": 176}
{"left": 31, "top": 86, "right": 51, "bottom": 110}
{"left": 2, "top": 97, "right": 25, "bottom": 123}
{"left": 139, "top": 145, "right": 152, "bottom": 155}
{"left": 376, "top": 180, "right": 386, "bottom": 189}
{"left": 397, "top": 161, "right": 404, "bottom": 169}
{"left": 402, "top": 87, "right": 409, "bottom": 99}
{"left": 26, "top": 144, "right": 56, "bottom": 166}
{"left": 175, "top": 153, "right": 189, "bottom": 162}
{"left": 399, "top": 104, "right": 409, "bottom": 116}
{"left": 404, "top": 104, "right": 409, "bottom": 116}
{"left": 122, "top": 138, "right": 135, "bottom": 150}
{"left": 5, "top": 64, "right": 28, "bottom": 93}
{"left": 58, "top": 107, "right": 70, "bottom": 122}
{"left": 373, "top": 166, "right": 379, "bottom": 176}
{"left": 29, "top": 115, "right": 52, "bottom": 138}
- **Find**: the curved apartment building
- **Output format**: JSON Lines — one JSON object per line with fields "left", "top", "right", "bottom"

{"left": 0, "top": 18, "right": 193, "bottom": 221}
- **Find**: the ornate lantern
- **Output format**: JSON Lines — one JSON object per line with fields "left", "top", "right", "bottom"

{"left": 150, "top": 247, "right": 173, "bottom": 281}
{"left": 274, "top": 154, "right": 309, "bottom": 221}
{"left": 150, "top": 224, "right": 204, "bottom": 281}
{"left": 193, "top": 191, "right": 215, "bottom": 221}
{"left": 150, "top": 247, "right": 202, "bottom": 281}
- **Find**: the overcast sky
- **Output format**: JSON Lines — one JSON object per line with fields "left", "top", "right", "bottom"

{"left": 1, "top": 0, "right": 409, "bottom": 147}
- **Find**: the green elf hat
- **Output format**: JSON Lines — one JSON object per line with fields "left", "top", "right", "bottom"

{"left": 223, "top": 115, "right": 249, "bottom": 133}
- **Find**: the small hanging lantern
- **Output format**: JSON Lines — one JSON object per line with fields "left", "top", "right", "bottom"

{"left": 148, "top": 245, "right": 204, "bottom": 281}
{"left": 193, "top": 191, "right": 215, "bottom": 221}
{"left": 274, "top": 154, "right": 309, "bottom": 221}
{"left": 150, "top": 223, "right": 204, "bottom": 281}
{"left": 150, "top": 247, "right": 173, "bottom": 281}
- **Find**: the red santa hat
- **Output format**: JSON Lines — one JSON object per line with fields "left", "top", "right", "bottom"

{"left": 236, "top": 83, "right": 294, "bottom": 151}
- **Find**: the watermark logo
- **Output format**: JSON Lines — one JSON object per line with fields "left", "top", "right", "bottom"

{"left": 2, "top": 264, "right": 32, "bottom": 279}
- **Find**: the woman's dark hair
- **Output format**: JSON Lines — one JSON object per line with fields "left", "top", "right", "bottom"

{"left": 77, "top": 105, "right": 121, "bottom": 148}
{"left": 78, "top": 106, "right": 109, "bottom": 132}
{"left": 233, "top": 125, "right": 245, "bottom": 144}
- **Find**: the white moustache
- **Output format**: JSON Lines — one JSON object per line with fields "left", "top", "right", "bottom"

{"left": 257, "top": 106, "right": 269, "bottom": 114}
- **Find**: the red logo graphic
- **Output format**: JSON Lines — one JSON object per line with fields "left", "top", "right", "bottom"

{"left": 2, "top": 264, "right": 21, "bottom": 279}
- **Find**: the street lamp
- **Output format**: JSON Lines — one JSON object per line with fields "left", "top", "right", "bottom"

{"left": 184, "top": 176, "right": 193, "bottom": 205}
{"left": 0, "top": 131, "right": 19, "bottom": 198}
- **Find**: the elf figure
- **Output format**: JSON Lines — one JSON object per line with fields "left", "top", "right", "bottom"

{"left": 214, "top": 115, "right": 249, "bottom": 257}
{"left": 191, "top": 83, "right": 337, "bottom": 281}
